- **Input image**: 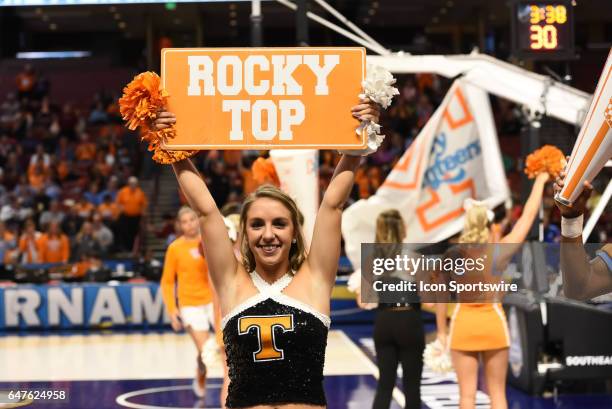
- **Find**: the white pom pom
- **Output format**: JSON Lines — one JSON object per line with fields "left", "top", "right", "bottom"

{"left": 361, "top": 64, "right": 400, "bottom": 109}
{"left": 423, "top": 339, "right": 453, "bottom": 374}
{"left": 339, "top": 65, "right": 398, "bottom": 156}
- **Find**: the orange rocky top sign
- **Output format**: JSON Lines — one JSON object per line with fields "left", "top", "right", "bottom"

{"left": 161, "top": 47, "right": 366, "bottom": 150}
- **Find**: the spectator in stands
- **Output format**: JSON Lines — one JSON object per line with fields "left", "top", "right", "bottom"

{"left": 15, "top": 64, "right": 36, "bottom": 101}
{"left": 34, "top": 97, "right": 54, "bottom": 135}
{"left": 74, "top": 194, "right": 95, "bottom": 220}
{"left": 61, "top": 200, "right": 83, "bottom": 239}
{"left": 58, "top": 104, "right": 78, "bottom": 139}
{"left": 55, "top": 136, "right": 74, "bottom": 162}
{"left": 39, "top": 199, "right": 65, "bottom": 231}
{"left": 84, "top": 182, "right": 103, "bottom": 206}
{"left": 1, "top": 195, "right": 31, "bottom": 229}
{"left": 29, "top": 144, "right": 51, "bottom": 168}
{"left": 17, "top": 218, "right": 41, "bottom": 264}
{"left": 88, "top": 101, "right": 108, "bottom": 124}
{"left": 0, "top": 93, "right": 20, "bottom": 129}
{"left": 28, "top": 157, "right": 49, "bottom": 191}
{"left": 13, "top": 109, "right": 33, "bottom": 140}
{"left": 0, "top": 221, "right": 16, "bottom": 265}
{"left": 100, "top": 176, "right": 119, "bottom": 201}
{"left": 36, "top": 220, "right": 70, "bottom": 263}
{"left": 73, "top": 221, "right": 102, "bottom": 261}
{"left": 93, "top": 151, "right": 113, "bottom": 180}
{"left": 97, "top": 193, "right": 120, "bottom": 225}
{"left": 13, "top": 175, "right": 35, "bottom": 205}
{"left": 116, "top": 176, "right": 147, "bottom": 252}
{"left": 75, "top": 133, "right": 96, "bottom": 164}
{"left": 43, "top": 168, "right": 62, "bottom": 201}
{"left": 91, "top": 213, "right": 114, "bottom": 255}
{"left": 3, "top": 152, "right": 22, "bottom": 190}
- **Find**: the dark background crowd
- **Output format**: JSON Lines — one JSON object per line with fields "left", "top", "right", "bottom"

{"left": 0, "top": 0, "right": 609, "bottom": 283}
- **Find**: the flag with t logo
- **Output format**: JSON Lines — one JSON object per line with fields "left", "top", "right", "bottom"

{"left": 342, "top": 79, "right": 510, "bottom": 269}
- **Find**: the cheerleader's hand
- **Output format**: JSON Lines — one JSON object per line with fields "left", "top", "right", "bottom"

{"left": 351, "top": 97, "right": 380, "bottom": 123}
{"left": 554, "top": 167, "right": 592, "bottom": 218}
{"left": 153, "top": 110, "right": 176, "bottom": 130}
{"left": 436, "top": 332, "right": 448, "bottom": 350}
{"left": 339, "top": 98, "right": 384, "bottom": 157}
{"left": 170, "top": 311, "right": 183, "bottom": 332}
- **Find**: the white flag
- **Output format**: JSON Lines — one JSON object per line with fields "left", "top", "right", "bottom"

{"left": 342, "top": 79, "right": 509, "bottom": 269}
{"left": 270, "top": 149, "right": 319, "bottom": 248}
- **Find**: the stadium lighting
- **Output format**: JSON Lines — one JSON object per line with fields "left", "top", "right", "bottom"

{"left": 16, "top": 51, "right": 92, "bottom": 59}
{"left": 0, "top": 1, "right": 254, "bottom": 6}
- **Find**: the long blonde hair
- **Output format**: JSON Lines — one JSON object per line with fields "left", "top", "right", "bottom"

{"left": 239, "top": 184, "right": 306, "bottom": 273}
{"left": 375, "top": 209, "right": 405, "bottom": 244}
{"left": 375, "top": 210, "right": 405, "bottom": 260}
{"left": 458, "top": 205, "right": 490, "bottom": 244}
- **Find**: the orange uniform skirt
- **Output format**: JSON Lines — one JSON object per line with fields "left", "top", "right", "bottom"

{"left": 448, "top": 303, "right": 509, "bottom": 351}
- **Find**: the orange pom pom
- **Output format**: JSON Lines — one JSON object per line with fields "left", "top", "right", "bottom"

{"left": 119, "top": 71, "right": 196, "bottom": 164}
{"left": 252, "top": 157, "right": 280, "bottom": 187}
{"left": 524, "top": 145, "right": 565, "bottom": 179}
{"left": 119, "top": 71, "right": 167, "bottom": 130}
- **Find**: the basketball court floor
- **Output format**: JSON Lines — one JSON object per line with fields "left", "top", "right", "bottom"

{"left": 1, "top": 325, "right": 611, "bottom": 408}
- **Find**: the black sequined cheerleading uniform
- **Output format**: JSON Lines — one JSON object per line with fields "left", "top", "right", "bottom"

{"left": 222, "top": 272, "right": 330, "bottom": 408}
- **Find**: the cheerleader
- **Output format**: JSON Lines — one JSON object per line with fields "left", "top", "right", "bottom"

{"left": 354, "top": 210, "right": 424, "bottom": 409}
{"left": 160, "top": 206, "right": 215, "bottom": 398}
{"left": 154, "top": 98, "right": 381, "bottom": 408}
{"left": 436, "top": 171, "right": 549, "bottom": 409}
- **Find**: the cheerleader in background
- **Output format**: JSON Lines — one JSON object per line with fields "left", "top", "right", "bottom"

{"left": 160, "top": 205, "right": 215, "bottom": 398}
{"left": 353, "top": 209, "right": 424, "bottom": 409}
{"left": 436, "top": 171, "right": 549, "bottom": 409}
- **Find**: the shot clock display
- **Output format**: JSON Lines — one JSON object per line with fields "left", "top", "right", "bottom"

{"left": 511, "top": 0, "right": 575, "bottom": 59}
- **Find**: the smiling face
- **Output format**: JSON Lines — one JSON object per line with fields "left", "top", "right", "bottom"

{"left": 244, "top": 197, "right": 295, "bottom": 272}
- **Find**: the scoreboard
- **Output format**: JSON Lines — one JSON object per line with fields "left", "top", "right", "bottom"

{"left": 511, "top": 0, "right": 575, "bottom": 60}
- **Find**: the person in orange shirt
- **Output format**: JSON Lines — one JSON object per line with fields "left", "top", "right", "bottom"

{"left": 97, "top": 194, "right": 120, "bottom": 223}
{"left": 161, "top": 206, "right": 214, "bottom": 398}
{"left": 36, "top": 221, "right": 70, "bottom": 264}
{"left": 28, "top": 161, "right": 48, "bottom": 191}
{"left": 16, "top": 64, "right": 36, "bottom": 100}
{"left": 74, "top": 195, "right": 95, "bottom": 220}
{"left": 116, "top": 176, "right": 148, "bottom": 252}
{"left": 18, "top": 219, "right": 41, "bottom": 264}
{"left": 75, "top": 133, "right": 97, "bottom": 162}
